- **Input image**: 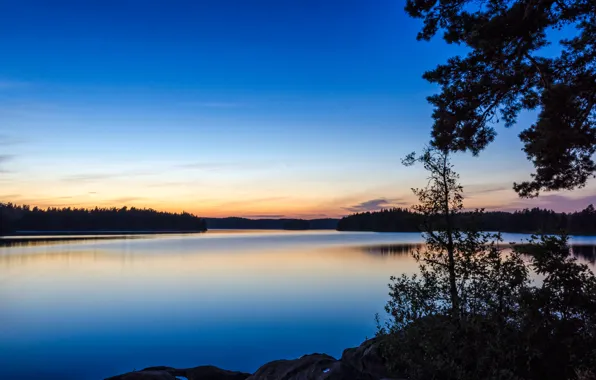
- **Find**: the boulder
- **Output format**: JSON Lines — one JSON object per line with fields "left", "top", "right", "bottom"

{"left": 340, "top": 337, "right": 389, "bottom": 379}
{"left": 246, "top": 353, "right": 373, "bottom": 380}
{"left": 104, "top": 369, "right": 178, "bottom": 380}
{"left": 105, "top": 338, "right": 393, "bottom": 380}
{"left": 182, "top": 365, "right": 251, "bottom": 380}
{"left": 106, "top": 365, "right": 249, "bottom": 380}
{"left": 141, "top": 366, "right": 184, "bottom": 376}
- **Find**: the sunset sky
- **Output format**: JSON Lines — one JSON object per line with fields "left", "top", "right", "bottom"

{"left": 1, "top": 1, "right": 595, "bottom": 218}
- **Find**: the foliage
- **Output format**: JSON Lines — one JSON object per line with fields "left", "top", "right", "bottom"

{"left": 205, "top": 217, "right": 338, "bottom": 230}
{"left": 0, "top": 203, "right": 207, "bottom": 235}
{"left": 403, "top": 149, "right": 466, "bottom": 314}
{"left": 337, "top": 208, "right": 421, "bottom": 232}
{"left": 337, "top": 205, "right": 596, "bottom": 235}
{"left": 516, "top": 235, "right": 596, "bottom": 380}
{"left": 377, "top": 149, "right": 596, "bottom": 380}
{"left": 404, "top": 0, "right": 596, "bottom": 197}
{"left": 281, "top": 219, "right": 311, "bottom": 230}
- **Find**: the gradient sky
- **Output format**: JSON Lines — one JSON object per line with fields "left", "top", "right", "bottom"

{"left": 1, "top": 0, "right": 594, "bottom": 218}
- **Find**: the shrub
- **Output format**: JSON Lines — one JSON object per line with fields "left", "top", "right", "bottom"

{"left": 378, "top": 149, "right": 596, "bottom": 380}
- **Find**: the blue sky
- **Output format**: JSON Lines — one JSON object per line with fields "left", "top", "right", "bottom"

{"left": 1, "top": 0, "right": 594, "bottom": 217}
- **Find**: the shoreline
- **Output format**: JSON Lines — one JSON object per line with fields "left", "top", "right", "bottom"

{"left": 1, "top": 230, "right": 207, "bottom": 237}
{"left": 0, "top": 230, "right": 207, "bottom": 245}
{"left": 106, "top": 337, "right": 392, "bottom": 380}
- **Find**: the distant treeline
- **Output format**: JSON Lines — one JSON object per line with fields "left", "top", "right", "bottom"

{"left": 337, "top": 206, "right": 596, "bottom": 235}
{"left": 205, "top": 217, "right": 339, "bottom": 230}
{"left": 0, "top": 203, "right": 207, "bottom": 235}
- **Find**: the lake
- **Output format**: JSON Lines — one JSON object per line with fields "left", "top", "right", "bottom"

{"left": 1, "top": 230, "right": 595, "bottom": 379}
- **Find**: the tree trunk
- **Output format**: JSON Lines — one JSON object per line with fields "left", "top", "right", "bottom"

{"left": 441, "top": 154, "right": 459, "bottom": 317}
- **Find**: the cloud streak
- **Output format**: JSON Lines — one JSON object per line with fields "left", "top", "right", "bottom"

{"left": 146, "top": 181, "right": 198, "bottom": 188}
{"left": 465, "top": 183, "right": 511, "bottom": 195}
{"left": 0, "top": 154, "right": 13, "bottom": 164}
{"left": 63, "top": 173, "right": 123, "bottom": 182}
{"left": 343, "top": 198, "right": 408, "bottom": 213}
{"left": 63, "top": 160, "right": 279, "bottom": 183}
{"left": 0, "top": 193, "right": 22, "bottom": 200}
{"left": 62, "top": 169, "right": 159, "bottom": 182}
{"left": 175, "top": 162, "right": 239, "bottom": 171}
{"left": 176, "top": 161, "right": 279, "bottom": 172}
{"left": 107, "top": 197, "right": 145, "bottom": 204}
{"left": 0, "top": 154, "right": 14, "bottom": 173}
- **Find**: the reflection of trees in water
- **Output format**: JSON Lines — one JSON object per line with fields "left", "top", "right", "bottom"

{"left": 0, "top": 249, "right": 138, "bottom": 268}
{"left": 571, "top": 245, "right": 596, "bottom": 264}
{"left": 362, "top": 243, "right": 596, "bottom": 263}
{"left": 361, "top": 244, "right": 424, "bottom": 256}
{"left": 0, "top": 236, "right": 138, "bottom": 248}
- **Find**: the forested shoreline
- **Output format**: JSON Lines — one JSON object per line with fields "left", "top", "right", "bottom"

{"left": 0, "top": 203, "right": 341, "bottom": 236}
{"left": 204, "top": 217, "right": 338, "bottom": 230}
{"left": 0, "top": 203, "right": 207, "bottom": 235}
{"left": 4, "top": 202, "right": 596, "bottom": 236}
{"left": 337, "top": 206, "right": 596, "bottom": 235}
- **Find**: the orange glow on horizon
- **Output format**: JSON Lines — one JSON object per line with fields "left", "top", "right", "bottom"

{"left": 2, "top": 178, "right": 595, "bottom": 218}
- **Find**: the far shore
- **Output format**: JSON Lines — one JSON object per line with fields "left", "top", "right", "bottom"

{"left": 0, "top": 230, "right": 206, "bottom": 238}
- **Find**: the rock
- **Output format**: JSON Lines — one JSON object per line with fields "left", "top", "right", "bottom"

{"left": 106, "top": 365, "right": 250, "bottom": 380}
{"left": 105, "top": 338, "right": 393, "bottom": 380}
{"left": 182, "top": 365, "right": 251, "bottom": 380}
{"left": 104, "top": 369, "right": 178, "bottom": 380}
{"left": 340, "top": 337, "right": 389, "bottom": 379}
{"left": 246, "top": 353, "right": 335, "bottom": 380}
{"left": 246, "top": 353, "right": 373, "bottom": 380}
{"left": 142, "top": 366, "right": 184, "bottom": 376}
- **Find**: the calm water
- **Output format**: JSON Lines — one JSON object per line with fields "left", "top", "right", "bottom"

{"left": 1, "top": 230, "right": 595, "bottom": 380}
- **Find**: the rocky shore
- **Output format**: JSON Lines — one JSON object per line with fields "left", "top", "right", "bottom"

{"left": 106, "top": 337, "right": 401, "bottom": 380}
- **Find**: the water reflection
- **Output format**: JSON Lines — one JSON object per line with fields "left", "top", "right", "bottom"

{"left": 0, "top": 234, "right": 156, "bottom": 248}
{"left": 360, "top": 243, "right": 423, "bottom": 256}
{"left": 356, "top": 241, "right": 596, "bottom": 266}
{"left": 572, "top": 245, "right": 596, "bottom": 264}
{"left": 0, "top": 231, "right": 595, "bottom": 380}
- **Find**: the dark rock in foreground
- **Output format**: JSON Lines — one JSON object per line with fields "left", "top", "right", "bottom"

{"left": 106, "top": 365, "right": 250, "bottom": 380}
{"left": 246, "top": 353, "right": 368, "bottom": 380}
{"left": 105, "top": 338, "right": 398, "bottom": 380}
{"left": 184, "top": 365, "right": 252, "bottom": 380}
{"left": 341, "top": 337, "right": 388, "bottom": 379}
{"left": 105, "top": 369, "right": 178, "bottom": 380}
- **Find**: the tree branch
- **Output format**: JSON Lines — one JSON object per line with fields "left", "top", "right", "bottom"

{"left": 524, "top": 52, "right": 549, "bottom": 88}
{"left": 576, "top": 92, "right": 596, "bottom": 130}
{"left": 423, "top": 257, "right": 450, "bottom": 268}
{"left": 478, "top": 90, "right": 508, "bottom": 126}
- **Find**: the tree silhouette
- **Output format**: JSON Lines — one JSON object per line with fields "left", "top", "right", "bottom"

{"left": 338, "top": 204, "right": 596, "bottom": 235}
{"left": 0, "top": 203, "right": 207, "bottom": 235}
{"left": 377, "top": 151, "right": 596, "bottom": 380}
{"left": 405, "top": 0, "right": 596, "bottom": 197}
